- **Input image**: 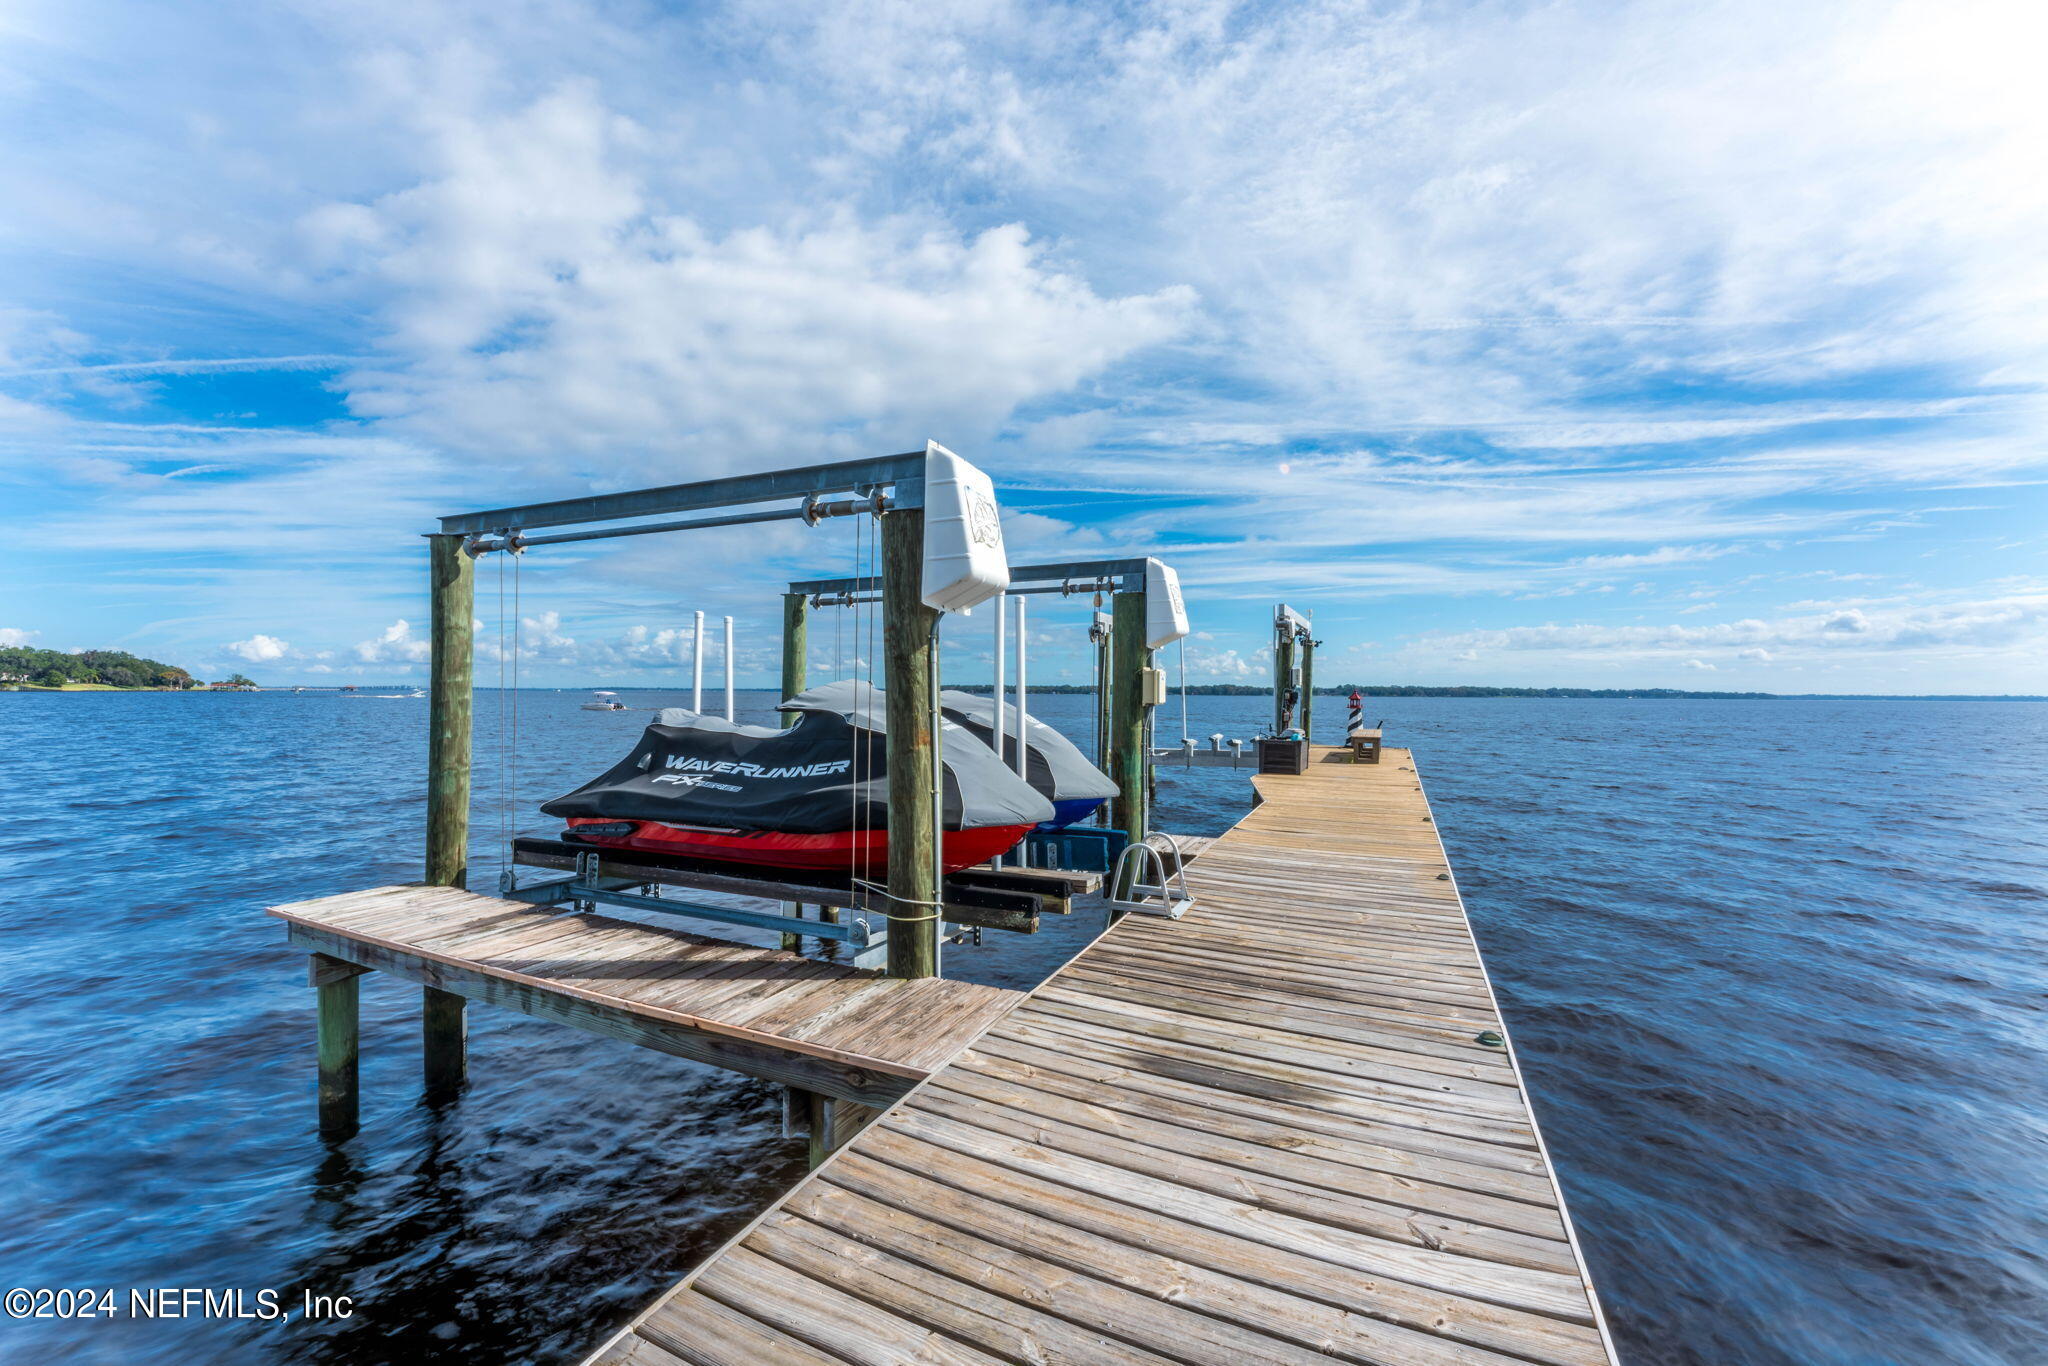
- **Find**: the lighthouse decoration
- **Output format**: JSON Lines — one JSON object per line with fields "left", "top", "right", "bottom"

{"left": 1347, "top": 689, "right": 1365, "bottom": 737}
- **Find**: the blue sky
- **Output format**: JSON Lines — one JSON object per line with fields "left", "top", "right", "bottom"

{"left": 3, "top": 0, "right": 2043, "bottom": 692}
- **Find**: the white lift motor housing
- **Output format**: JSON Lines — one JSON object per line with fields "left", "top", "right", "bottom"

{"left": 920, "top": 442, "right": 1010, "bottom": 613}
{"left": 1143, "top": 557, "right": 1190, "bottom": 648}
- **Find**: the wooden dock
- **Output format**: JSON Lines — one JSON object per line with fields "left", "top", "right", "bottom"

{"left": 583, "top": 747, "right": 1618, "bottom": 1366}
{"left": 270, "top": 887, "right": 1022, "bottom": 1108}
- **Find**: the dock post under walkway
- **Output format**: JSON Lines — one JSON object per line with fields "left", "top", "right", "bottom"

{"left": 310, "top": 952, "right": 367, "bottom": 1137}
{"left": 580, "top": 747, "right": 1621, "bottom": 1366}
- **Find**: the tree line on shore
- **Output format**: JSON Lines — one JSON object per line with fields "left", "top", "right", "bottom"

{"left": 0, "top": 646, "right": 201, "bottom": 689}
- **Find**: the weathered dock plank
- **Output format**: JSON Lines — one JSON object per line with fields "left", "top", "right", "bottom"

{"left": 584, "top": 747, "right": 1618, "bottom": 1366}
{"left": 269, "top": 890, "right": 1022, "bottom": 1108}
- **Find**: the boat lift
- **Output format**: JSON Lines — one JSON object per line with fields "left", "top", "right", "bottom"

{"left": 425, "top": 444, "right": 1025, "bottom": 989}
{"left": 791, "top": 558, "right": 1187, "bottom": 846}
{"left": 1155, "top": 601, "right": 1319, "bottom": 772}
{"left": 790, "top": 557, "right": 1195, "bottom": 917}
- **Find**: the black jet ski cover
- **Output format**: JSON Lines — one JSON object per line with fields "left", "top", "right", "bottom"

{"left": 937, "top": 689, "right": 1117, "bottom": 804}
{"left": 540, "top": 707, "right": 1052, "bottom": 833}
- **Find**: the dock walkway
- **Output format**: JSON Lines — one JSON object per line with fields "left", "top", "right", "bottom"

{"left": 271, "top": 887, "right": 1021, "bottom": 1107}
{"left": 586, "top": 748, "right": 1617, "bottom": 1366}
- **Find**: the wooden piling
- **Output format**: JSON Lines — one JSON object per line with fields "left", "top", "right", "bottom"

{"left": 779, "top": 591, "right": 808, "bottom": 712}
{"left": 426, "top": 534, "right": 474, "bottom": 888}
{"left": 424, "top": 533, "right": 474, "bottom": 1090}
{"left": 779, "top": 592, "right": 809, "bottom": 951}
{"left": 803, "top": 1089, "right": 828, "bottom": 1169}
{"left": 1108, "top": 589, "right": 1150, "bottom": 844}
{"left": 422, "top": 984, "right": 467, "bottom": 1095}
{"left": 881, "top": 508, "right": 940, "bottom": 979}
{"left": 311, "top": 953, "right": 366, "bottom": 1136}
{"left": 803, "top": 1090, "right": 883, "bottom": 1168}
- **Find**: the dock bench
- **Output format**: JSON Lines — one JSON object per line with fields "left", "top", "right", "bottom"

{"left": 1347, "top": 726, "right": 1383, "bottom": 763}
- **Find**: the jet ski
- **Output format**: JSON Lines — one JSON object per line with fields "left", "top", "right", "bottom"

{"left": 779, "top": 680, "right": 1118, "bottom": 830}
{"left": 540, "top": 703, "right": 1053, "bottom": 874}
{"left": 937, "top": 689, "right": 1117, "bottom": 828}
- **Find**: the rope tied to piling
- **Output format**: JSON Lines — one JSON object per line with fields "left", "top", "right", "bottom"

{"left": 853, "top": 881, "right": 945, "bottom": 924}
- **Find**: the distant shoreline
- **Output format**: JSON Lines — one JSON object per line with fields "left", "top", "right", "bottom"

{"left": 1, "top": 682, "right": 194, "bottom": 692}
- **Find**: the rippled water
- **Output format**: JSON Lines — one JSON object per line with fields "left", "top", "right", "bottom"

{"left": 0, "top": 690, "right": 2043, "bottom": 1364}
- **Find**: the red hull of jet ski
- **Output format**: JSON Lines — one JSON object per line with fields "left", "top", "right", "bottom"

{"left": 560, "top": 817, "right": 1031, "bottom": 874}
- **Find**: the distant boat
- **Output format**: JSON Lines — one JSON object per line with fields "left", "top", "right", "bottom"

{"left": 580, "top": 690, "right": 628, "bottom": 711}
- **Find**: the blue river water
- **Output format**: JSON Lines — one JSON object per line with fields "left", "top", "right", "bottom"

{"left": 0, "top": 689, "right": 2043, "bottom": 1365}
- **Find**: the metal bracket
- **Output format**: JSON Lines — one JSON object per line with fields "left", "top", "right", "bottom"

{"left": 509, "top": 876, "right": 875, "bottom": 945}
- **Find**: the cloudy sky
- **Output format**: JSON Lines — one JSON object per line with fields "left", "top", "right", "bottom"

{"left": 3, "top": 0, "right": 2043, "bottom": 692}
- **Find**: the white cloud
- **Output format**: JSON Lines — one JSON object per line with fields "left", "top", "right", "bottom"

{"left": 1683, "top": 658, "right": 1715, "bottom": 671}
{"left": 714, "top": 0, "right": 2048, "bottom": 445}
{"left": 1182, "top": 645, "right": 1257, "bottom": 680}
{"left": 291, "top": 80, "right": 1192, "bottom": 474}
{"left": 0, "top": 627, "right": 37, "bottom": 646}
{"left": 355, "top": 619, "right": 431, "bottom": 664}
{"left": 1409, "top": 589, "right": 2048, "bottom": 668}
{"left": 1, "top": 354, "right": 360, "bottom": 379}
{"left": 226, "top": 633, "right": 290, "bottom": 662}
{"left": 1568, "top": 546, "right": 1733, "bottom": 572}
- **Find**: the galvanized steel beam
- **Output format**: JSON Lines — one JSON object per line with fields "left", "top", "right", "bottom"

{"left": 439, "top": 452, "right": 928, "bottom": 536}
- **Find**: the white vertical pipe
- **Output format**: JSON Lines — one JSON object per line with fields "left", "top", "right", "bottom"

{"left": 1179, "top": 637, "right": 1191, "bottom": 745}
{"left": 990, "top": 592, "right": 1006, "bottom": 764}
{"left": 723, "top": 615, "right": 735, "bottom": 721}
{"left": 692, "top": 610, "right": 704, "bottom": 712}
{"left": 1013, "top": 596, "right": 1028, "bottom": 777}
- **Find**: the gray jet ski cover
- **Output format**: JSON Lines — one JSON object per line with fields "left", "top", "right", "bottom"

{"left": 935, "top": 690, "right": 1117, "bottom": 804}
{"left": 541, "top": 706, "right": 1052, "bottom": 833}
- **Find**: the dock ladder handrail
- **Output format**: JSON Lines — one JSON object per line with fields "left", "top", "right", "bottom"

{"left": 1103, "top": 831, "right": 1194, "bottom": 919}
